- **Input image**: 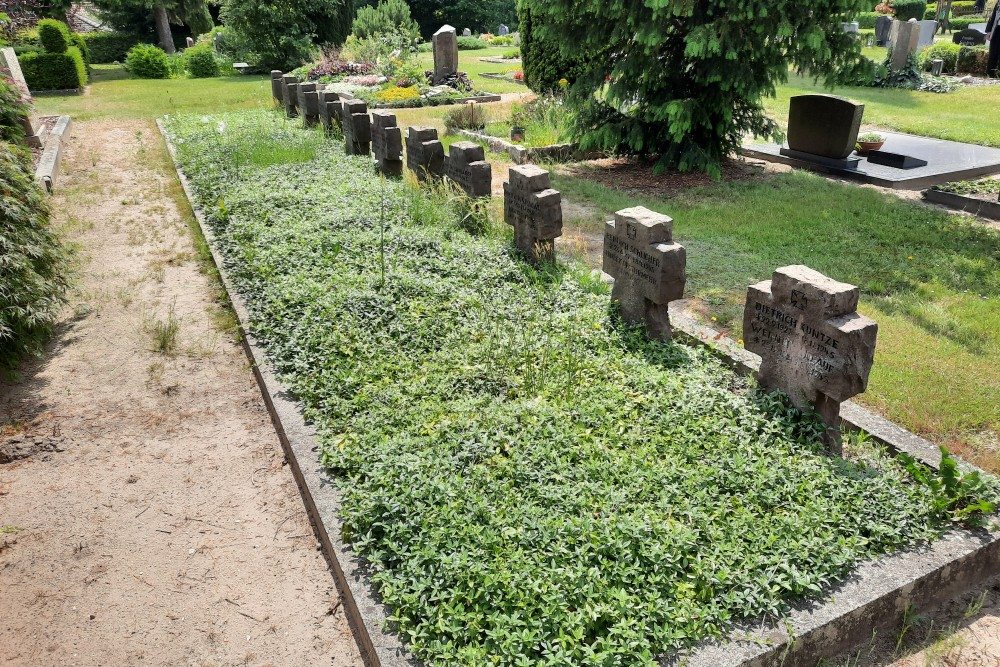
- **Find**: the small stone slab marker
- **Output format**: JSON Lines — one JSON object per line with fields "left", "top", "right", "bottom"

{"left": 297, "top": 82, "right": 320, "bottom": 128}
{"left": 602, "top": 207, "right": 686, "bottom": 341}
{"left": 342, "top": 99, "right": 371, "bottom": 156}
{"left": 281, "top": 74, "right": 300, "bottom": 118}
{"left": 503, "top": 164, "right": 562, "bottom": 264}
{"left": 432, "top": 25, "right": 459, "bottom": 84}
{"left": 744, "top": 265, "right": 878, "bottom": 454}
{"left": 371, "top": 110, "right": 403, "bottom": 177}
{"left": 445, "top": 142, "right": 491, "bottom": 198}
{"left": 270, "top": 70, "right": 284, "bottom": 105}
{"left": 405, "top": 126, "right": 445, "bottom": 181}
{"left": 319, "top": 90, "right": 344, "bottom": 136}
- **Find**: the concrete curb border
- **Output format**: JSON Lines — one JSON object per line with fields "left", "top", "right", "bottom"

{"left": 34, "top": 115, "right": 72, "bottom": 193}
{"left": 158, "top": 118, "right": 999, "bottom": 667}
{"left": 922, "top": 188, "right": 1000, "bottom": 221}
{"left": 156, "top": 119, "right": 416, "bottom": 667}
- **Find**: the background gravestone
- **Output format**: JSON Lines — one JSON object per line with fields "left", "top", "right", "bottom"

{"left": 432, "top": 25, "right": 459, "bottom": 84}
{"left": 783, "top": 94, "right": 863, "bottom": 161}
{"left": 342, "top": 99, "right": 371, "bottom": 156}
{"left": 445, "top": 142, "right": 491, "bottom": 197}
{"left": 743, "top": 265, "right": 878, "bottom": 453}
{"left": 281, "top": 74, "right": 300, "bottom": 118}
{"left": 602, "top": 207, "right": 686, "bottom": 341}
{"left": 270, "top": 70, "right": 284, "bottom": 105}
{"left": 888, "top": 18, "right": 921, "bottom": 71}
{"left": 917, "top": 20, "right": 938, "bottom": 48}
{"left": 498, "top": 24, "right": 510, "bottom": 36}
{"left": 297, "top": 82, "right": 320, "bottom": 127}
{"left": 371, "top": 111, "right": 403, "bottom": 177}
{"left": 319, "top": 90, "right": 344, "bottom": 136}
{"left": 406, "top": 126, "right": 445, "bottom": 181}
{"left": 0, "top": 47, "right": 41, "bottom": 148}
{"left": 462, "top": 28, "right": 472, "bottom": 36}
{"left": 875, "top": 15, "right": 893, "bottom": 46}
{"left": 503, "top": 164, "right": 562, "bottom": 264}
{"left": 952, "top": 28, "right": 986, "bottom": 46}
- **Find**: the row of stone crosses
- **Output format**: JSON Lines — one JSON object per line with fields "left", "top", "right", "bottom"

{"left": 270, "top": 71, "right": 879, "bottom": 456}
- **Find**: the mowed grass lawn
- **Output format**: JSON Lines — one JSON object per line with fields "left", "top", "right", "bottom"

{"left": 553, "top": 171, "right": 1000, "bottom": 470}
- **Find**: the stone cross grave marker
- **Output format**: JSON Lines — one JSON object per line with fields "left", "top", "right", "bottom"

{"left": 445, "top": 142, "right": 491, "bottom": 198}
{"left": 342, "top": 99, "right": 371, "bottom": 156}
{"left": 744, "top": 265, "right": 878, "bottom": 454}
{"left": 297, "top": 82, "right": 320, "bottom": 127}
{"left": 602, "top": 207, "right": 686, "bottom": 341}
{"left": 503, "top": 164, "right": 562, "bottom": 265}
{"left": 371, "top": 110, "right": 403, "bottom": 177}
{"left": 432, "top": 25, "right": 459, "bottom": 84}
{"left": 270, "top": 70, "right": 284, "bottom": 105}
{"left": 889, "top": 18, "right": 921, "bottom": 71}
{"left": 319, "top": 90, "right": 344, "bottom": 136}
{"left": 281, "top": 74, "right": 300, "bottom": 118}
{"left": 406, "top": 126, "right": 445, "bottom": 181}
{"left": 0, "top": 47, "right": 41, "bottom": 148}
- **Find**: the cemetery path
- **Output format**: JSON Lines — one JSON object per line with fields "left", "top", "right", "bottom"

{"left": 0, "top": 119, "right": 362, "bottom": 666}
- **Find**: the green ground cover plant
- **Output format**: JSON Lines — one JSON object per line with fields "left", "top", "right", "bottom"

{"left": 165, "top": 109, "right": 974, "bottom": 665}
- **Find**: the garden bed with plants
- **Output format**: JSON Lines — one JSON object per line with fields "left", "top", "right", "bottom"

{"left": 924, "top": 177, "right": 1000, "bottom": 221}
{"left": 163, "top": 109, "right": 997, "bottom": 666}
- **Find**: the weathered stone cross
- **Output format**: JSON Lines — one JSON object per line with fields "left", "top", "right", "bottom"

{"left": 405, "top": 127, "right": 445, "bottom": 181}
{"left": 297, "top": 82, "right": 320, "bottom": 128}
{"left": 445, "top": 141, "right": 491, "bottom": 198}
{"left": 744, "top": 265, "right": 878, "bottom": 454}
{"left": 602, "top": 207, "right": 686, "bottom": 341}
{"left": 371, "top": 110, "right": 403, "bottom": 177}
{"left": 281, "top": 74, "right": 299, "bottom": 118}
{"left": 342, "top": 99, "right": 371, "bottom": 156}
{"left": 503, "top": 164, "right": 562, "bottom": 264}
{"left": 319, "top": 90, "right": 344, "bottom": 136}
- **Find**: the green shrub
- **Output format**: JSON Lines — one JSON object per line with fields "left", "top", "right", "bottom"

{"left": 891, "top": 0, "right": 926, "bottom": 20}
{"left": 518, "top": 0, "right": 586, "bottom": 93}
{"left": 948, "top": 16, "right": 986, "bottom": 30}
{"left": 352, "top": 0, "right": 420, "bottom": 41}
{"left": 488, "top": 35, "right": 514, "bottom": 46}
{"left": 957, "top": 45, "right": 989, "bottom": 75}
{"left": 80, "top": 31, "right": 138, "bottom": 63}
{"left": 456, "top": 35, "right": 489, "bottom": 50}
{"left": 919, "top": 41, "right": 961, "bottom": 70}
{"left": 70, "top": 33, "right": 90, "bottom": 67}
{"left": 20, "top": 47, "right": 87, "bottom": 90}
{"left": 856, "top": 11, "right": 881, "bottom": 28}
{"left": 184, "top": 43, "right": 220, "bottom": 77}
{"left": 951, "top": 1, "right": 982, "bottom": 16}
{"left": 36, "top": 19, "right": 71, "bottom": 54}
{"left": 0, "top": 141, "right": 69, "bottom": 374}
{"left": 125, "top": 44, "right": 171, "bottom": 79}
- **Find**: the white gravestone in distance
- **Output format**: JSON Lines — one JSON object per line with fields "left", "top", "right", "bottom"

{"left": 603, "top": 207, "right": 686, "bottom": 341}
{"left": 744, "top": 265, "right": 878, "bottom": 454}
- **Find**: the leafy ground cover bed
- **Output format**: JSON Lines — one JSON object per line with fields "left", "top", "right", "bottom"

{"left": 164, "top": 109, "right": 977, "bottom": 666}
{"left": 924, "top": 177, "right": 1000, "bottom": 221}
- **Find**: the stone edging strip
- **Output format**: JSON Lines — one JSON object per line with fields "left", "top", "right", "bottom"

{"left": 158, "top": 118, "right": 999, "bottom": 667}
{"left": 922, "top": 188, "right": 1000, "bottom": 221}
{"left": 156, "top": 119, "right": 416, "bottom": 667}
{"left": 34, "top": 115, "right": 72, "bottom": 193}
{"left": 458, "top": 128, "right": 584, "bottom": 165}
{"left": 373, "top": 93, "right": 501, "bottom": 109}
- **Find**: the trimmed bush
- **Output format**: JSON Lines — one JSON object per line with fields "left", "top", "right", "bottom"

{"left": 856, "top": 11, "right": 882, "bottom": 28}
{"left": 456, "top": 35, "right": 489, "bottom": 50}
{"left": 20, "top": 47, "right": 87, "bottom": 91}
{"left": 949, "top": 16, "right": 986, "bottom": 30}
{"left": 0, "top": 140, "right": 69, "bottom": 373}
{"left": 892, "top": 0, "right": 927, "bottom": 20}
{"left": 518, "top": 0, "right": 586, "bottom": 92}
{"left": 125, "top": 44, "right": 171, "bottom": 79}
{"left": 70, "top": 33, "right": 90, "bottom": 67}
{"left": 919, "top": 41, "right": 961, "bottom": 70}
{"left": 958, "top": 46, "right": 989, "bottom": 75}
{"left": 36, "top": 19, "right": 71, "bottom": 54}
{"left": 184, "top": 43, "right": 220, "bottom": 77}
{"left": 81, "top": 31, "right": 139, "bottom": 63}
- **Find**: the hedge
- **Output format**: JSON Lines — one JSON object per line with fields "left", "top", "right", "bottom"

{"left": 81, "top": 31, "right": 140, "bottom": 64}
{"left": 949, "top": 16, "right": 987, "bottom": 30}
{"left": 856, "top": 11, "right": 883, "bottom": 28}
{"left": 519, "top": 0, "right": 587, "bottom": 92}
{"left": 36, "top": 19, "right": 71, "bottom": 54}
{"left": 892, "top": 0, "right": 927, "bottom": 21}
{"left": 19, "top": 46, "right": 88, "bottom": 91}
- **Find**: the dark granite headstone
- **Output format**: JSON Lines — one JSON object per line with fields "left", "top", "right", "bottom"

{"left": 875, "top": 16, "right": 893, "bottom": 46}
{"left": 952, "top": 29, "right": 986, "bottom": 46}
{"left": 784, "top": 94, "right": 864, "bottom": 161}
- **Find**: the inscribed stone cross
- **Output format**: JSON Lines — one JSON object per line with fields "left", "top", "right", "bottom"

{"left": 270, "top": 70, "right": 283, "bottom": 105}
{"left": 744, "top": 265, "right": 878, "bottom": 454}
{"left": 297, "top": 82, "right": 320, "bottom": 128}
{"left": 406, "top": 127, "right": 445, "bottom": 181}
{"left": 342, "top": 99, "right": 371, "bottom": 156}
{"left": 503, "top": 165, "right": 562, "bottom": 264}
{"left": 602, "top": 207, "right": 686, "bottom": 341}
{"left": 319, "top": 90, "right": 344, "bottom": 136}
{"left": 281, "top": 74, "right": 300, "bottom": 118}
{"left": 371, "top": 110, "right": 403, "bottom": 178}
{"left": 445, "top": 142, "right": 491, "bottom": 198}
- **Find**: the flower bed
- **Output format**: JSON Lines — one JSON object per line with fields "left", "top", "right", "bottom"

{"left": 164, "top": 110, "right": 983, "bottom": 667}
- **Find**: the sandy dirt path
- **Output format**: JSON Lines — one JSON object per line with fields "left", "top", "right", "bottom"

{"left": 0, "top": 119, "right": 362, "bottom": 667}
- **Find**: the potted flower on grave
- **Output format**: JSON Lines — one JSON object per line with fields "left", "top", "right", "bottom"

{"left": 857, "top": 132, "right": 886, "bottom": 154}
{"left": 510, "top": 125, "right": 525, "bottom": 142}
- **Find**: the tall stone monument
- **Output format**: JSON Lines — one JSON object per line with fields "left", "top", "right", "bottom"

{"left": 342, "top": 99, "right": 371, "bottom": 156}
{"left": 405, "top": 127, "right": 445, "bottom": 181}
{"left": 888, "top": 18, "right": 921, "bottom": 71}
{"left": 432, "top": 25, "right": 459, "bottom": 84}
{"left": 602, "top": 207, "right": 687, "bottom": 341}
{"left": 445, "top": 142, "right": 491, "bottom": 198}
{"left": 503, "top": 165, "right": 563, "bottom": 265}
{"left": 371, "top": 110, "right": 403, "bottom": 177}
{"left": 743, "top": 266, "right": 878, "bottom": 454}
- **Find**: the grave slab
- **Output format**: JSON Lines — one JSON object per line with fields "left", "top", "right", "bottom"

{"left": 745, "top": 131, "right": 1000, "bottom": 189}
{"left": 503, "top": 164, "right": 562, "bottom": 264}
{"left": 603, "top": 207, "right": 686, "bottom": 341}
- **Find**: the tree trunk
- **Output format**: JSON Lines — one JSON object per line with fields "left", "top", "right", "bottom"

{"left": 153, "top": 5, "right": 176, "bottom": 54}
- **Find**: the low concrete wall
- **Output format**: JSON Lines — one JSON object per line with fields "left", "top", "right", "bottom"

{"left": 923, "top": 188, "right": 1000, "bottom": 221}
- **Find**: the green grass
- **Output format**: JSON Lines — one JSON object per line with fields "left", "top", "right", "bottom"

{"left": 165, "top": 108, "right": 957, "bottom": 667}
{"left": 553, "top": 170, "right": 1000, "bottom": 468}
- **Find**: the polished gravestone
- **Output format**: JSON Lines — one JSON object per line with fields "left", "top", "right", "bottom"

{"left": 779, "top": 94, "right": 864, "bottom": 169}
{"left": 747, "top": 131, "right": 1000, "bottom": 189}
{"left": 603, "top": 207, "right": 686, "bottom": 341}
